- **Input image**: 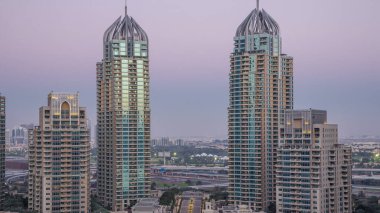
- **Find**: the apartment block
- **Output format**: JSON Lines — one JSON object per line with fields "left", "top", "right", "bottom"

{"left": 276, "top": 109, "right": 352, "bottom": 213}
{"left": 28, "top": 93, "right": 90, "bottom": 213}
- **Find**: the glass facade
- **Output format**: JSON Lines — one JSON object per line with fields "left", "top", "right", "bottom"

{"left": 228, "top": 8, "right": 293, "bottom": 212}
{"left": 96, "top": 8, "right": 151, "bottom": 211}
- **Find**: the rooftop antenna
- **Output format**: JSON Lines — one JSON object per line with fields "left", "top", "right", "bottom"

{"left": 256, "top": 0, "right": 259, "bottom": 11}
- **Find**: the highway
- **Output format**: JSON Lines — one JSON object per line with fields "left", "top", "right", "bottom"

{"left": 189, "top": 183, "right": 228, "bottom": 190}
{"left": 353, "top": 168, "right": 380, "bottom": 172}
{"left": 6, "top": 165, "right": 380, "bottom": 196}
{"left": 5, "top": 170, "right": 28, "bottom": 185}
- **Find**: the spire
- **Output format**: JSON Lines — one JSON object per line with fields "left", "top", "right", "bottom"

{"left": 256, "top": 0, "right": 259, "bottom": 11}
{"left": 103, "top": 0, "right": 148, "bottom": 43}
{"left": 235, "top": 7, "right": 280, "bottom": 36}
{"left": 125, "top": 0, "right": 128, "bottom": 16}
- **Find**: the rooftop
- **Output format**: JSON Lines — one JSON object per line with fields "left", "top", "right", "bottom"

{"left": 236, "top": 7, "right": 280, "bottom": 37}
{"left": 104, "top": 5, "right": 148, "bottom": 43}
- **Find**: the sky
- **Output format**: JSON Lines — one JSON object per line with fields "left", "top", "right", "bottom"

{"left": 0, "top": 0, "right": 379, "bottom": 138}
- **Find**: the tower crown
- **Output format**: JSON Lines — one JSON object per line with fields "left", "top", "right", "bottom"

{"left": 103, "top": 7, "right": 148, "bottom": 43}
{"left": 236, "top": 8, "right": 280, "bottom": 37}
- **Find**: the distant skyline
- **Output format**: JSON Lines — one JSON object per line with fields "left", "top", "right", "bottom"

{"left": 0, "top": 0, "right": 379, "bottom": 138}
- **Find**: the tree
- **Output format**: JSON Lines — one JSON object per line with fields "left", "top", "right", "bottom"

{"left": 130, "top": 200, "right": 137, "bottom": 207}
{"left": 159, "top": 191, "right": 175, "bottom": 206}
{"left": 209, "top": 187, "right": 228, "bottom": 201}
{"left": 355, "top": 204, "right": 374, "bottom": 213}
{"left": 91, "top": 196, "right": 110, "bottom": 213}
{"left": 358, "top": 191, "right": 366, "bottom": 199}
{"left": 159, "top": 188, "right": 180, "bottom": 206}
{"left": 151, "top": 182, "right": 157, "bottom": 190}
{"left": 3, "top": 194, "right": 35, "bottom": 213}
{"left": 362, "top": 158, "right": 370, "bottom": 163}
{"left": 352, "top": 194, "right": 380, "bottom": 213}
{"left": 267, "top": 202, "right": 276, "bottom": 213}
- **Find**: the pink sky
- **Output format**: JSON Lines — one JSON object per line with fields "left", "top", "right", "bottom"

{"left": 0, "top": 0, "right": 379, "bottom": 138}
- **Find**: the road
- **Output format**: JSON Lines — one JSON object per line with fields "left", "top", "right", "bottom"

{"left": 179, "top": 191, "right": 203, "bottom": 213}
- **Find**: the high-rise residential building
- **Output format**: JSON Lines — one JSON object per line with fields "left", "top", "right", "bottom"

{"left": 11, "top": 126, "right": 28, "bottom": 145}
{"left": 96, "top": 4, "right": 151, "bottom": 211}
{"left": 276, "top": 109, "right": 352, "bottom": 213}
{"left": 0, "top": 95, "right": 5, "bottom": 210}
{"left": 228, "top": 2, "right": 293, "bottom": 211}
{"left": 28, "top": 93, "right": 91, "bottom": 213}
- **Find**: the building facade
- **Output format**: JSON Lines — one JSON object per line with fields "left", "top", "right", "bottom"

{"left": 228, "top": 3, "right": 293, "bottom": 211}
{"left": 0, "top": 95, "right": 6, "bottom": 210}
{"left": 5, "top": 129, "right": 10, "bottom": 147}
{"left": 28, "top": 93, "right": 90, "bottom": 213}
{"left": 276, "top": 109, "right": 352, "bottom": 213}
{"left": 96, "top": 5, "right": 151, "bottom": 211}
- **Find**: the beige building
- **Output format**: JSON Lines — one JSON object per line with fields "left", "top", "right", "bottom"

{"left": 276, "top": 109, "right": 352, "bottom": 213}
{"left": 28, "top": 93, "right": 90, "bottom": 213}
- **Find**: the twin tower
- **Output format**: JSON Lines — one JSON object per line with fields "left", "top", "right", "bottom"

{"left": 27, "top": 2, "right": 352, "bottom": 213}
{"left": 95, "top": 3, "right": 294, "bottom": 212}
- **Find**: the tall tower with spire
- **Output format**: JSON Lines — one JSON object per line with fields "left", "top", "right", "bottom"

{"left": 96, "top": 3, "right": 151, "bottom": 211}
{"left": 228, "top": 1, "right": 294, "bottom": 211}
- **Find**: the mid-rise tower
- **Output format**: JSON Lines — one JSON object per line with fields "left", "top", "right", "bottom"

{"left": 28, "top": 93, "right": 90, "bottom": 213}
{"left": 276, "top": 109, "right": 352, "bottom": 213}
{"left": 96, "top": 4, "right": 151, "bottom": 211}
{"left": 0, "top": 95, "right": 5, "bottom": 210}
{"left": 228, "top": 1, "right": 294, "bottom": 211}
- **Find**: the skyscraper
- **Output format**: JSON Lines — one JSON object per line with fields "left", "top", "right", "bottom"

{"left": 228, "top": 1, "right": 293, "bottom": 211}
{"left": 96, "top": 4, "right": 151, "bottom": 211}
{"left": 276, "top": 109, "right": 352, "bottom": 213}
{"left": 28, "top": 93, "right": 91, "bottom": 213}
{"left": 0, "top": 95, "right": 5, "bottom": 210}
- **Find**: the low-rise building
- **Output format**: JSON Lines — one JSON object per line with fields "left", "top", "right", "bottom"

{"left": 203, "top": 200, "right": 216, "bottom": 213}
{"left": 217, "top": 205, "right": 257, "bottom": 213}
{"left": 132, "top": 198, "right": 166, "bottom": 213}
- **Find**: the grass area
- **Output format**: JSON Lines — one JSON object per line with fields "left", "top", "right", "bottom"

{"left": 155, "top": 181, "right": 190, "bottom": 188}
